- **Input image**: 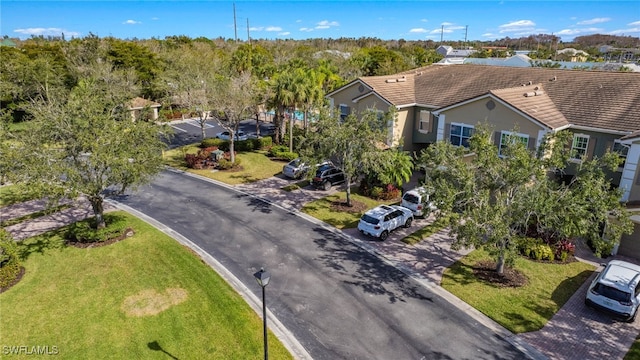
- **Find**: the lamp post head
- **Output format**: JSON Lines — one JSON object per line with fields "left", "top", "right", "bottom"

{"left": 253, "top": 268, "right": 271, "bottom": 288}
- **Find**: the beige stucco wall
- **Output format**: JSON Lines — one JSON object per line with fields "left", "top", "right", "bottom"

{"left": 440, "top": 97, "right": 546, "bottom": 143}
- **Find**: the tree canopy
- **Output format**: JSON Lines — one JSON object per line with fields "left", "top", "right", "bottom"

{"left": 419, "top": 126, "right": 632, "bottom": 273}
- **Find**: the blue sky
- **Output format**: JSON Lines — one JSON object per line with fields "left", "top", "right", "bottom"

{"left": 2, "top": 1, "right": 639, "bottom": 42}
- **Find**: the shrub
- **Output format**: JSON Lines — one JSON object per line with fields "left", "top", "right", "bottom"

{"left": 381, "top": 184, "right": 401, "bottom": 200}
{"left": 66, "top": 214, "right": 130, "bottom": 243}
{"left": 257, "top": 136, "right": 272, "bottom": 149}
{"left": 201, "top": 138, "right": 225, "bottom": 148}
{"left": 234, "top": 139, "right": 255, "bottom": 152}
{"left": 370, "top": 186, "right": 384, "bottom": 199}
{"left": 217, "top": 157, "right": 242, "bottom": 170}
{"left": 0, "top": 229, "right": 22, "bottom": 290}
{"left": 268, "top": 145, "right": 290, "bottom": 157}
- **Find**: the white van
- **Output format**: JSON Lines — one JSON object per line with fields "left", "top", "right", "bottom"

{"left": 401, "top": 187, "right": 436, "bottom": 218}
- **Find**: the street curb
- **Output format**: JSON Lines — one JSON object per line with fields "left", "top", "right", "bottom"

{"left": 165, "top": 168, "right": 548, "bottom": 360}
{"left": 106, "top": 198, "right": 313, "bottom": 360}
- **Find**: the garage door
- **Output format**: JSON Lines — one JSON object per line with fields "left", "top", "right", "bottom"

{"left": 617, "top": 223, "right": 640, "bottom": 260}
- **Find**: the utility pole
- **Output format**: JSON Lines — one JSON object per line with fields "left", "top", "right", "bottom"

{"left": 440, "top": 25, "right": 444, "bottom": 43}
{"left": 464, "top": 25, "right": 468, "bottom": 47}
{"left": 233, "top": 3, "right": 238, "bottom": 41}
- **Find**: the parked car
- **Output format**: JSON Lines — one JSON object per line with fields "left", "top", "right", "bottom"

{"left": 401, "top": 186, "right": 436, "bottom": 218}
{"left": 312, "top": 164, "right": 345, "bottom": 190}
{"left": 585, "top": 260, "right": 640, "bottom": 322}
{"left": 215, "top": 131, "right": 248, "bottom": 141}
{"left": 357, "top": 205, "right": 414, "bottom": 241}
{"left": 282, "top": 158, "right": 332, "bottom": 179}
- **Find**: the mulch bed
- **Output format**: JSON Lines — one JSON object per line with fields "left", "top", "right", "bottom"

{"left": 330, "top": 199, "right": 368, "bottom": 213}
{"left": 473, "top": 260, "right": 529, "bottom": 288}
{"left": 66, "top": 228, "right": 135, "bottom": 249}
{"left": 0, "top": 266, "right": 25, "bottom": 294}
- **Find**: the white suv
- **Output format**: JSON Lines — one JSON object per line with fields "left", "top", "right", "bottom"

{"left": 357, "top": 205, "right": 413, "bottom": 241}
{"left": 585, "top": 260, "right": 640, "bottom": 322}
{"left": 401, "top": 187, "right": 436, "bottom": 218}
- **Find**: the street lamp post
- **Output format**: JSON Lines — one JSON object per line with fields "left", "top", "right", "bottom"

{"left": 253, "top": 268, "right": 271, "bottom": 360}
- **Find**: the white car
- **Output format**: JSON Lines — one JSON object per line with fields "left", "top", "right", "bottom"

{"left": 215, "top": 131, "right": 248, "bottom": 141}
{"left": 585, "top": 260, "right": 640, "bottom": 322}
{"left": 282, "top": 158, "right": 331, "bottom": 179}
{"left": 357, "top": 205, "right": 414, "bottom": 241}
{"left": 401, "top": 186, "right": 437, "bottom": 218}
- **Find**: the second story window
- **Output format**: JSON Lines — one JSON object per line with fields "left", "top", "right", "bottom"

{"left": 450, "top": 123, "right": 474, "bottom": 148}
{"left": 499, "top": 131, "right": 529, "bottom": 157}
{"left": 419, "top": 110, "right": 431, "bottom": 133}
{"left": 571, "top": 134, "right": 589, "bottom": 160}
{"left": 612, "top": 140, "right": 629, "bottom": 168}
{"left": 339, "top": 104, "right": 350, "bottom": 121}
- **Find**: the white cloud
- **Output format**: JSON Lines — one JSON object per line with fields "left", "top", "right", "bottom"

{"left": 14, "top": 27, "right": 80, "bottom": 37}
{"left": 249, "top": 26, "right": 264, "bottom": 31}
{"left": 123, "top": 20, "right": 141, "bottom": 25}
{"left": 315, "top": 20, "right": 339, "bottom": 30}
{"left": 299, "top": 27, "right": 314, "bottom": 32}
{"left": 629, "top": 21, "right": 640, "bottom": 26}
{"left": 482, "top": 32, "right": 496, "bottom": 38}
{"left": 557, "top": 27, "right": 603, "bottom": 36}
{"left": 441, "top": 22, "right": 454, "bottom": 26}
{"left": 409, "top": 28, "right": 428, "bottom": 33}
{"left": 151, "top": 17, "right": 159, "bottom": 21}
{"left": 265, "top": 26, "right": 282, "bottom": 32}
{"left": 498, "top": 20, "right": 536, "bottom": 33}
{"left": 609, "top": 27, "right": 640, "bottom": 35}
{"left": 278, "top": 31, "right": 290, "bottom": 36}
{"left": 430, "top": 27, "right": 453, "bottom": 34}
{"left": 420, "top": 19, "right": 428, "bottom": 23}
{"left": 577, "top": 17, "right": 611, "bottom": 25}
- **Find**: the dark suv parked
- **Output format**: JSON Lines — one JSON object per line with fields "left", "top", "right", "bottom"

{"left": 312, "top": 164, "right": 346, "bottom": 190}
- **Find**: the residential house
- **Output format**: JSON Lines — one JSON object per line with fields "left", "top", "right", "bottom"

{"left": 326, "top": 64, "right": 640, "bottom": 257}
{"left": 556, "top": 48, "right": 589, "bottom": 62}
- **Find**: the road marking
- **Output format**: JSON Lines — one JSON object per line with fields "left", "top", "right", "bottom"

{"left": 170, "top": 125, "right": 188, "bottom": 133}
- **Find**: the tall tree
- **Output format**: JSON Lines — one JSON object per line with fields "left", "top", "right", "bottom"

{"left": 163, "top": 44, "right": 222, "bottom": 140}
{"left": 211, "top": 72, "right": 259, "bottom": 163}
{"left": 419, "top": 126, "right": 632, "bottom": 274}
{"left": 19, "top": 63, "right": 169, "bottom": 229}
{"left": 299, "top": 107, "right": 393, "bottom": 207}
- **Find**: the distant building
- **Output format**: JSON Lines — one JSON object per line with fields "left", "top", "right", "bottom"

{"left": 128, "top": 97, "right": 161, "bottom": 121}
{"left": 0, "top": 38, "right": 17, "bottom": 47}
{"left": 556, "top": 48, "right": 589, "bottom": 62}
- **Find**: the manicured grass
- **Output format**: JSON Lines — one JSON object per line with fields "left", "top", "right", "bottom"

{"left": 300, "top": 189, "right": 398, "bottom": 229}
{"left": 402, "top": 214, "right": 453, "bottom": 245}
{"left": 0, "top": 211, "right": 292, "bottom": 359}
{"left": 625, "top": 335, "right": 640, "bottom": 360}
{"left": 163, "top": 145, "right": 287, "bottom": 185}
{"left": 0, "top": 184, "right": 39, "bottom": 207}
{"left": 441, "top": 249, "right": 595, "bottom": 334}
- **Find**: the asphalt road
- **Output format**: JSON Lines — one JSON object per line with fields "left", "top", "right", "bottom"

{"left": 165, "top": 118, "right": 275, "bottom": 148}
{"left": 116, "top": 170, "right": 525, "bottom": 360}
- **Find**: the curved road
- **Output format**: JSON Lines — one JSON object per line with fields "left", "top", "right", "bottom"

{"left": 116, "top": 170, "right": 524, "bottom": 360}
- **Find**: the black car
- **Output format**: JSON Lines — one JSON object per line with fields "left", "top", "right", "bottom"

{"left": 312, "top": 164, "right": 346, "bottom": 190}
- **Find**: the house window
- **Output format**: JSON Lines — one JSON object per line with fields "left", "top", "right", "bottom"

{"left": 339, "top": 104, "right": 350, "bottom": 121}
{"left": 571, "top": 134, "right": 589, "bottom": 160}
{"left": 612, "top": 140, "right": 629, "bottom": 168}
{"left": 419, "top": 111, "right": 431, "bottom": 133}
{"left": 499, "top": 131, "right": 529, "bottom": 156}
{"left": 450, "top": 123, "right": 474, "bottom": 148}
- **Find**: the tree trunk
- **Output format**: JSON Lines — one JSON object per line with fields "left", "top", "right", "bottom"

{"left": 289, "top": 115, "right": 293, "bottom": 152}
{"left": 345, "top": 178, "right": 352, "bottom": 207}
{"left": 89, "top": 196, "right": 106, "bottom": 229}
{"left": 255, "top": 113, "right": 260, "bottom": 137}
{"left": 496, "top": 254, "right": 505, "bottom": 274}
{"left": 200, "top": 112, "right": 207, "bottom": 140}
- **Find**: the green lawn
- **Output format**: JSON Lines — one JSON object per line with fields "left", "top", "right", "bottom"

{"left": 0, "top": 212, "right": 292, "bottom": 359}
{"left": 300, "top": 189, "right": 398, "bottom": 229}
{"left": 163, "top": 145, "right": 287, "bottom": 185}
{"left": 625, "top": 336, "right": 640, "bottom": 359}
{"left": 0, "top": 184, "right": 40, "bottom": 207}
{"left": 441, "top": 249, "right": 595, "bottom": 334}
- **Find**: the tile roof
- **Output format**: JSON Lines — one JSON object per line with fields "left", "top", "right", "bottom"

{"left": 358, "top": 64, "right": 640, "bottom": 133}
{"left": 490, "top": 84, "right": 570, "bottom": 129}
